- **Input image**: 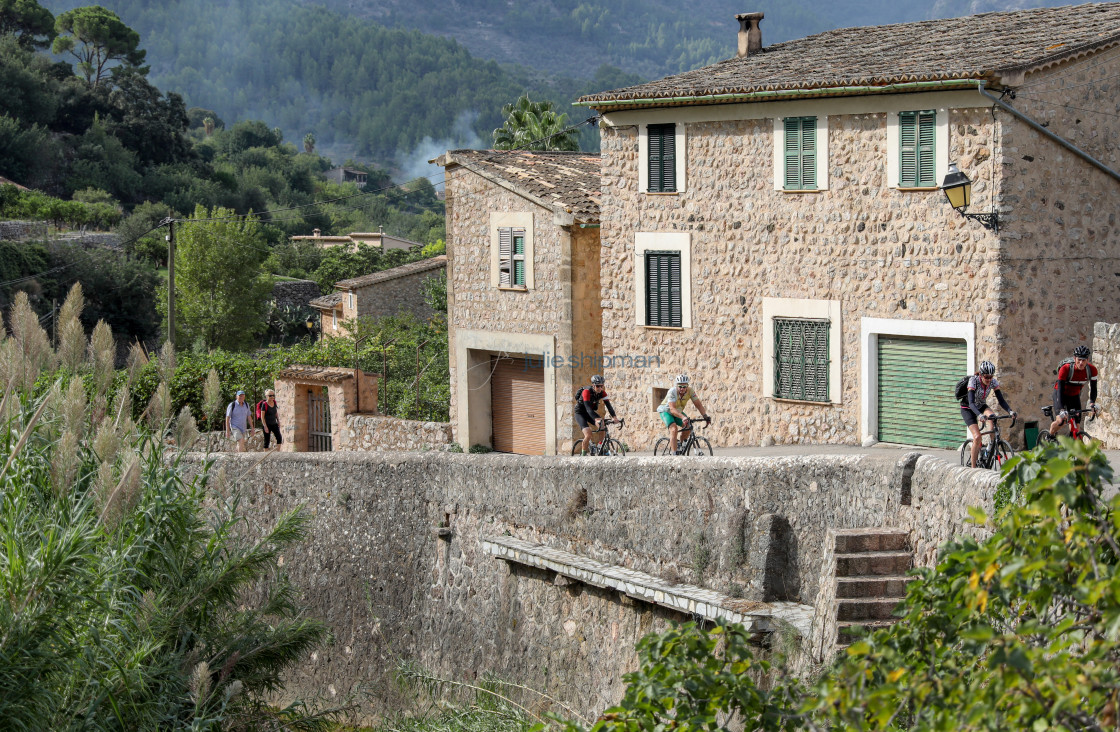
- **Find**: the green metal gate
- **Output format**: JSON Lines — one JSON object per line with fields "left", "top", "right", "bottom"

{"left": 877, "top": 337, "right": 966, "bottom": 448}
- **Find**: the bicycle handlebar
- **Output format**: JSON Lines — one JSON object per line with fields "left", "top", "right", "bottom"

{"left": 980, "top": 413, "right": 1016, "bottom": 428}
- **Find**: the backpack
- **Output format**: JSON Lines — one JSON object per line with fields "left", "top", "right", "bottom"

{"left": 574, "top": 386, "right": 589, "bottom": 404}
{"left": 1053, "top": 357, "right": 1076, "bottom": 376}
{"left": 953, "top": 375, "right": 971, "bottom": 401}
{"left": 255, "top": 399, "right": 267, "bottom": 421}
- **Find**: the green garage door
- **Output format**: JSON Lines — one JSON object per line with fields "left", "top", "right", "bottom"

{"left": 878, "top": 337, "right": 966, "bottom": 448}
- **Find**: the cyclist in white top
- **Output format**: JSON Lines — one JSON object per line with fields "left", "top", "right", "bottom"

{"left": 658, "top": 374, "right": 710, "bottom": 455}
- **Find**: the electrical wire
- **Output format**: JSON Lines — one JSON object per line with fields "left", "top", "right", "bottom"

{"left": 1007, "top": 92, "right": 1120, "bottom": 120}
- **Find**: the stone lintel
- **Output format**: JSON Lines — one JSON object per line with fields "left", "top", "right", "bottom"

{"left": 481, "top": 535, "right": 813, "bottom": 637}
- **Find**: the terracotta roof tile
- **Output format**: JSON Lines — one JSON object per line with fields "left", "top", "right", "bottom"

{"left": 578, "top": 3, "right": 1120, "bottom": 107}
{"left": 277, "top": 365, "right": 359, "bottom": 383}
{"left": 438, "top": 150, "right": 600, "bottom": 223}
{"left": 309, "top": 293, "right": 343, "bottom": 309}
{"left": 335, "top": 255, "right": 447, "bottom": 290}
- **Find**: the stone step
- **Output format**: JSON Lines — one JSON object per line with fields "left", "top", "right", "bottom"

{"left": 836, "top": 597, "right": 904, "bottom": 621}
{"left": 833, "top": 529, "right": 910, "bottom": 554}
{"left": 835, "top": 551, "right": 912, "bottom": 577}
{"left": 836, "top": 575, "right": 914, "bottom": 599}
{"left": 837, "top": 619, "right": 899, "bottom": 645}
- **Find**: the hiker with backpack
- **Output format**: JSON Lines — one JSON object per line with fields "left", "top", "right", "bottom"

{"left": 575, "top": 375, "right": 619, "bottom": 456}
{"left": 1048, "top": 345, "right": 1099, "bottom": 438}
{"left": 258, "top": 389, "right": 282, "bottom": 449}
{"left": 225, "top": 390, "right": 257, "bottom": 453}
{"left": 957, "top": 360, "right": 1017, "bottom": 468}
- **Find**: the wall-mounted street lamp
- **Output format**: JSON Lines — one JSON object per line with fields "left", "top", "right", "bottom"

{"left": 940, "top": 162, "right": 999, "bottom": 232}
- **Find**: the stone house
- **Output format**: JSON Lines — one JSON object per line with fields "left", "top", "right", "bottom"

{"left": 433, "top": 150, "right": 602, "bottom": 455}
{"left": 574, "top": 3, "right": 1120, "bottom": 451}
{"left": 290, "top": 228, "right": 421, "bottom": 252}
{"left": 324, "top": 166, "right": 368, "bottom": 186}
{"left": 308, "top": 255, "right": 447, "bottom": 338}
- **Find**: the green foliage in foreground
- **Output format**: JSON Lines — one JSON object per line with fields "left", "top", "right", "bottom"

{"left": 0, "top": 182, "right": 122, "bottom": 228}
{"left": 0, "top": 288, "right": 331, "bottom": 730}
{"left": 561, "top": 439, "right": 1120, "bottom": 731}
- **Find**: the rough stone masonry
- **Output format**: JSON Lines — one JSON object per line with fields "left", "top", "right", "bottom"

{"left": 180, "top": 450, "right": 997, "bottom": 722}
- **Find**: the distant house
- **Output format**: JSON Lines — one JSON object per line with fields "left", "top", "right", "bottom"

{"left": 324, "top": 166, "right": 368, "bottom": 186}
{"left": 290, "top": 228, "right": 422, "bottom": 252}
{"left": 309, "top": 255, "right": 447, "bottom": 338}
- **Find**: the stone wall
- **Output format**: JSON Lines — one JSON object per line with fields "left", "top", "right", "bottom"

{"left": 0, "top": 220, "right": 48, "bottom": 241}
{"left": 355, "top": 268, "right": 442, "bottom": 321}
{"left": 273, "top": 279, "right": 321, "bottom": 311}
{"left": 1093, "top": 321, "right": 1120, "bottom": 447}
{"left": 337, "top": 414, "right": 453, "bottom": 451}
{"left": 180, "top": 450, "right": 997, "bottom": 721}
{"left": 598, "top": 104, "right": 1002, "bottom": 451}
{"left": 996, "top": 47, "right": 1120, "bottom": 442}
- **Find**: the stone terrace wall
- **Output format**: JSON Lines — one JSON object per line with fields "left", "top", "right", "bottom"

{"left": 1093, "top": 321, "right": 1120, "bottom": 447}
{"left": 338, "top": 414, "right": 453, "bottom": 451}
{"left": 273, "top": 279, "right": 321, "bottom": 311}
{"left": 180, "top": 451, "right": 997, "bottom": 722}
{"left": 0, "top": 220, "right": 48, "bottom": 240}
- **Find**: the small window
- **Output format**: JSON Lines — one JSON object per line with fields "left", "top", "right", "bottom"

{"left": 899, "top": 110, "right": 936, "bottom": 187}
{"left": 645, "top": 251, "right": 681, "bottom": 327}
{"left": 783, "top": 117, "right": 817, "bottom": 190}
{"left": 498, "top": 227, "right": 526, "bottom": 287}
{"left": 332, "top": 310, "right": 338, "bottom": 330}
{"left": 348, "top": 293, "right": 354, "bottom": 308}
{"left": 651, "top": 386, "right": 669, "bottom": 412}
{"left": 647, "top": 123, "right": 676, "bottom": 193}
{"left": 774, "top": 318, "right": 829, "bottom": 401}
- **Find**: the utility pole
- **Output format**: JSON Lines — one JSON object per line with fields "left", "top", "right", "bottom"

{"left": 164, "top": 218, "right": 175, "bottom": 348}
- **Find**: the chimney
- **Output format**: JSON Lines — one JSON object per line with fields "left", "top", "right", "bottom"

{"left": 736, "top": 12, "right": 764, "bottom": 57}
{"left": 312, "top": 228, "right": 321, "bottom": 237}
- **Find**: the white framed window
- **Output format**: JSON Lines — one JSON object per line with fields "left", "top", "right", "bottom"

{"left": 638, "top": 123, "right": 687, "bottom": 194}
{"left": 772, "top": 116, "right": 829, "bottom": 191}
{"left": 635, "top": 232, "right": 691, "bottom": 328}
{"left": 887, "top": 108, "right": 950, "bottom": 189}
{"left": 348, "top": 292, "right": 354, "bottom": 309}
{"left": 762, "top": 298, "right": 841, "bottom": 403}
{"left": 332, "top": 310, "right": 338, "bottom": 330}
{"left": 489, "top": 212, "right": 534, "bottom": 289}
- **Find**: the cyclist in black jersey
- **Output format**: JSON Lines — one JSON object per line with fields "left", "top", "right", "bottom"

{"left": 575, "top": 375, "right": 617, "bottom": 455}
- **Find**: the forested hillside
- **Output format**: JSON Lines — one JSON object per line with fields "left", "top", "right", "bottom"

{"left": 40, "top": 0, "right": 639, "bottom": 166}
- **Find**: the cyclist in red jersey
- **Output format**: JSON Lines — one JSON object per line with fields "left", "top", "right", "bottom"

{"left": 1048, "top": 345, "right": 1099, "bottom": 437}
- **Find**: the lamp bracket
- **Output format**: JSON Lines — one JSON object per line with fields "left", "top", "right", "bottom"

{"left": 958, "top": 210, "right": 1000, "bottom": 233}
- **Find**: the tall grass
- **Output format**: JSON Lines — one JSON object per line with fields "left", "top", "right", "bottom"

{"left": 0, "top": 285, "right": 331, "bottom": 730}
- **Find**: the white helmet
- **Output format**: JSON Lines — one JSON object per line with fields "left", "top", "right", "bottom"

{"left": 675, "top": 373, "right": 690, "bottom": 385}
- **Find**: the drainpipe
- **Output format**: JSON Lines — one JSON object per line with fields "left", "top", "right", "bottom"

{"left": 977, "top": 81, "right": 1120, "bottom": 185}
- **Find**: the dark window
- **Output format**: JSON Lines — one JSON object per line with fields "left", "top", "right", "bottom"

{"left": 645, "top": 250, "right": 681, "bottom": 327}
{"left": 647, "top": 124, "right": 676, "bottom": 192}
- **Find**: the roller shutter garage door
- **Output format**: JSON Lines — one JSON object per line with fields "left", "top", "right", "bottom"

{"left": 877, "top": 337, "right": 966, "bottom": 448}
{"left": 490, "top": 357, "right": 546, "bottom": 455}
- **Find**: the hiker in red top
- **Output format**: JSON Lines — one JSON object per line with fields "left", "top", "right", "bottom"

{"left": 1048, "top": 345, "right": 1099, "bottom": 438}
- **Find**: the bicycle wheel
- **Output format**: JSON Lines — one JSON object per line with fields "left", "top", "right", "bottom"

{"left": 687, "top": 437, "right": 713, "bottom": 456}
{"left": 602, "top": 438, "right": 627, "bottom": 456}
{"left": 654, "top": 437, "right": 673, "bottom": 456}
{"left": 571, "top": 440, "right": 584, "bottom": 456}
{"left": 991, "top": 440, "right": 1013, "bottom": 471}
{"left": 959, "top": 440, "right": 973, "bottom": 467}
{"left": 1079, "top": 431, "right": 1099, "bottom": 447}
{"left": 1035, "top": 431, "right": 1057, "bottom": 449}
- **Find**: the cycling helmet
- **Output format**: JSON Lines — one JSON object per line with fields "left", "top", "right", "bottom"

{"left": 978, "top": 360, "right": 995, "bottom": 375}
{"left": 1074, "top": 345, "right": 1091, "bottom": 358}
{"left": 590, "top": 374, "right": 605, "bottom": 385}
{"left": 675, "top": 374, "right": 690, "bottom": 385}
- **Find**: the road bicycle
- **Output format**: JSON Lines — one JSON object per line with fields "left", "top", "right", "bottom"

{"left": 571, "top": 418, "right": 627, "bottom": 456}
{"left": 1037, "top": 405, "right": 1098, "bottom": 446}
{"left": 959, "top": 413, "right": 1015, "bottom": 470}
{"left": 654, "top": 415, "right": 713, "bottom": 456}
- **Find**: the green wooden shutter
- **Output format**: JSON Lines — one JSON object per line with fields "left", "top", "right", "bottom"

{"left": 645, "top": 251, "right": 681, "bottom": 327}
{"left": 917, "top": 111, "right": 935, "bottom": 187}
{"left": 877, "top": 337, "right": 966, "bottom": 448}
{"left": 774, "top": 319, "right": 829, "bottom": 401}
{"left": 512, "top": 229, "right": 526, "bottom": 286}
{"left": 647, "top": 124, "right": 676, "bottom": 192}
{"left": 498, "top": 227, "right": 512, "bottom": 286}
{"left": 784, "top": 117, "right": 817, "bottom": 190}
{"left": 899, "top": 111, "right": 935, "bottom": 187}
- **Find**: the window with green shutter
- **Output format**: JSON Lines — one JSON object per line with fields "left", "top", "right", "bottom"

{"left": 774, "top": 318, "right": 829, "bottom": 401}
{"left": 647, "top": 124, "right": 676, "bottom": 192}
{"left": 783, "top": 117, "right": 817, "bottom": 190}
{"left": 645, "top": 251, "right": 681, "bottom": 327}
{"left": 899, "top": 110, "right": 936, "bottom": 187}
{"left": 498, "top": 227, "right": 526, "bottom": 287}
